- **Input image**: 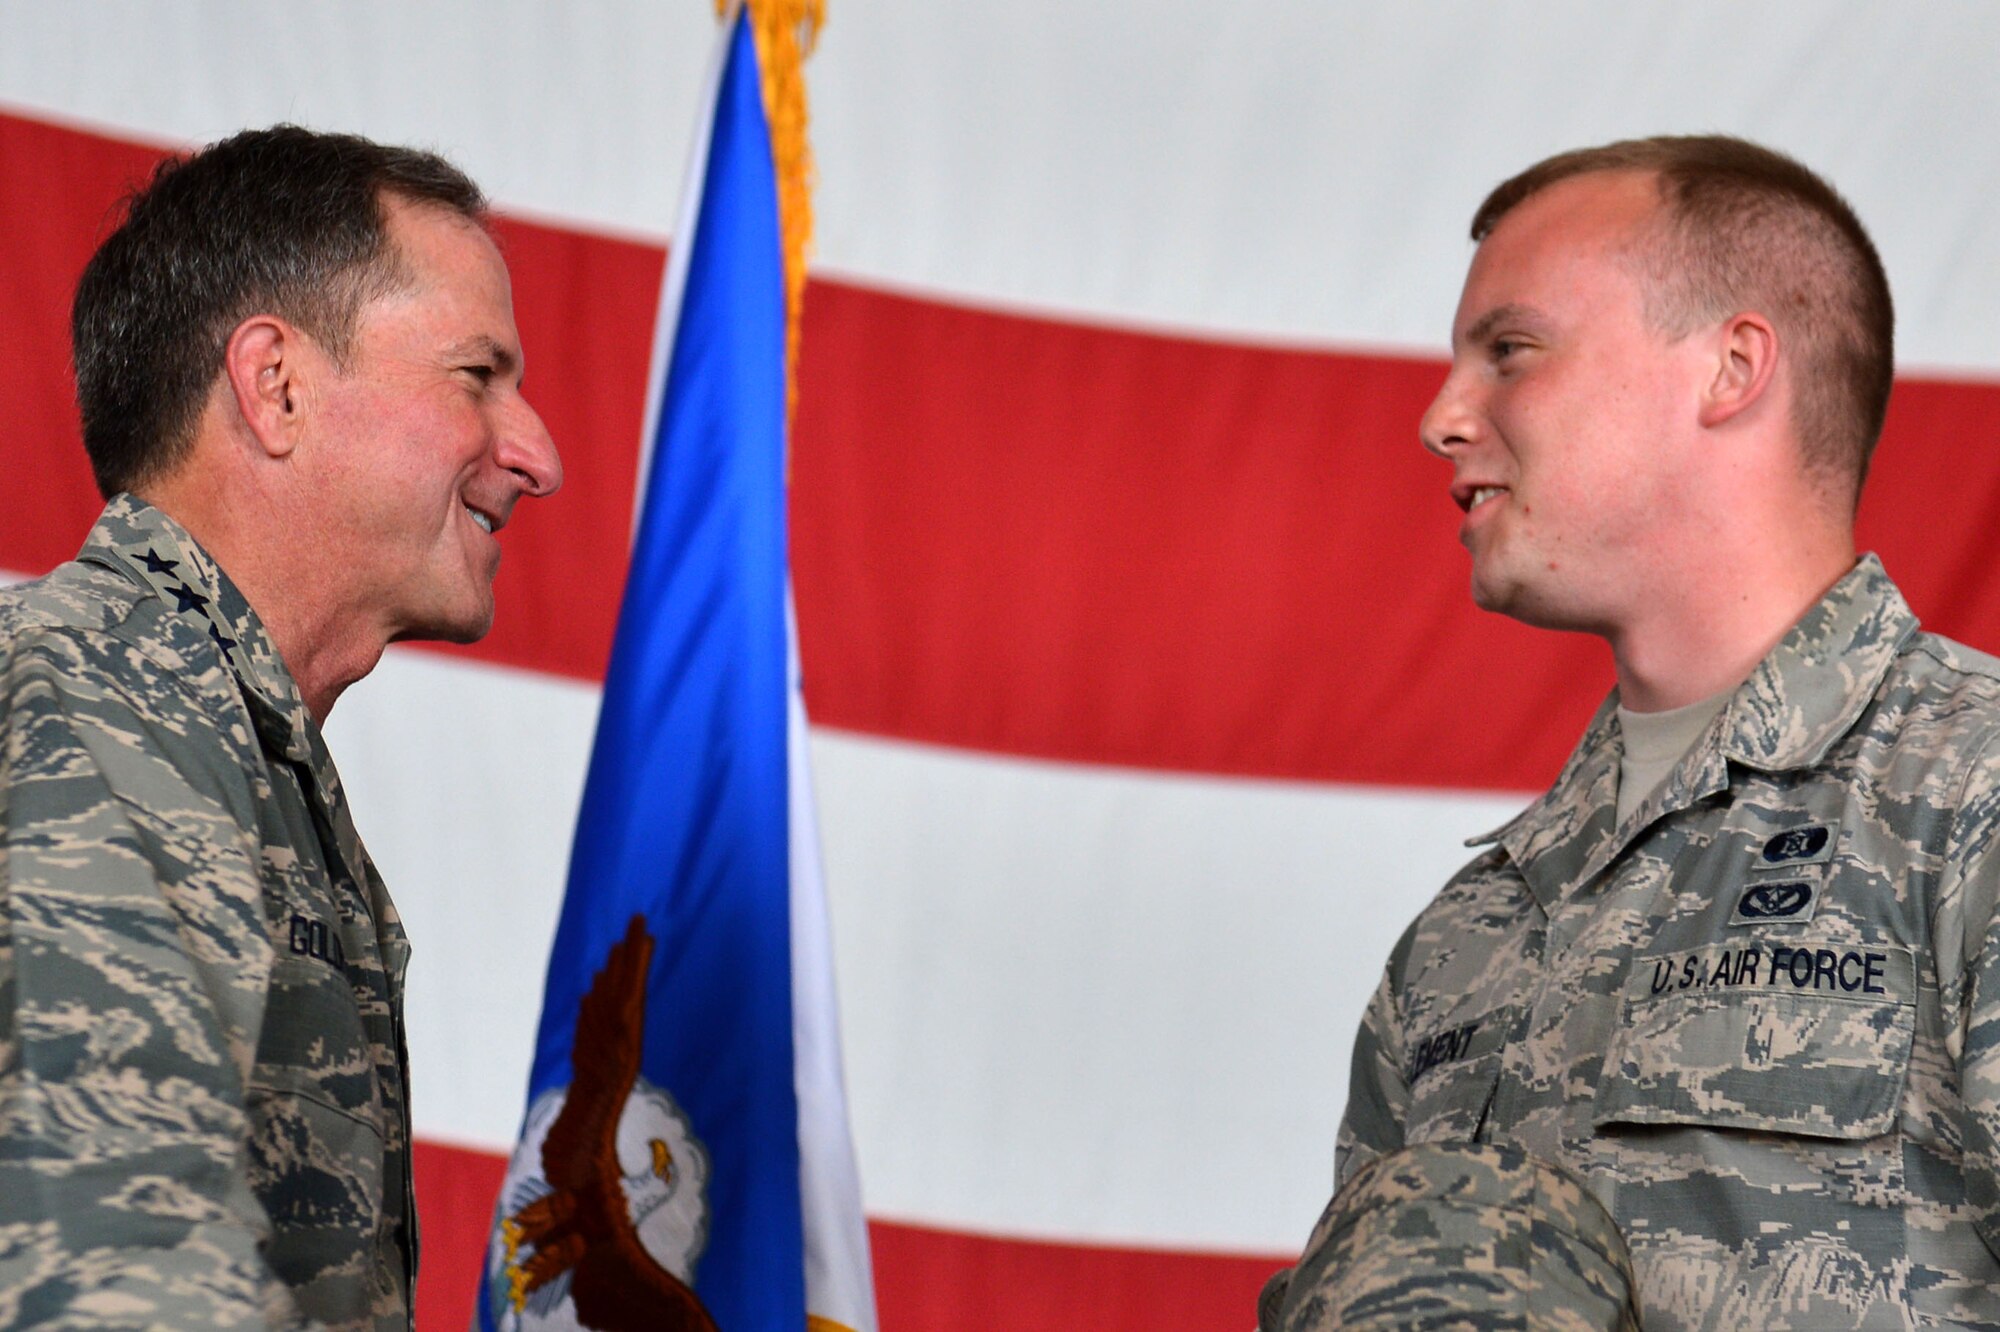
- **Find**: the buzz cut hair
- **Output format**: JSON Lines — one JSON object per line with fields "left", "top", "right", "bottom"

{"left": 1471, "top": 134, "right": 1894, "bottom": 501}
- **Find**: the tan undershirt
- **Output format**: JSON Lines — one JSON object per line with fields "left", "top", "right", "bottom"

{"left": 1616, "top": 690, "right": 1731, "bottom": 826}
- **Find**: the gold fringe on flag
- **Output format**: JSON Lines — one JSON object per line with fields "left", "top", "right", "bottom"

{"left": 806, "top": 1317, "right": 858, "bottom": 1332}
{"left": 720, "top": 0, "right": 824, "bottom": 423}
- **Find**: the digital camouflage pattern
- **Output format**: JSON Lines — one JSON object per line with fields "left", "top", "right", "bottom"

{"left": 0, "top": 496, "right": 415, "bottom": 1330}
{"left": 1260, "top": 1142, "right": 1639, "bottom": 1332}
{"left": 1336, "top": 555, "right": 2000, "bottom": 1330}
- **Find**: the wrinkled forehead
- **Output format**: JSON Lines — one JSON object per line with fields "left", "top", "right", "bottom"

{"left": 371, "top": 205, "right": 520, "bottom": 342}
{"left": 345, "top": 199, "right": 525, "bottom": 379}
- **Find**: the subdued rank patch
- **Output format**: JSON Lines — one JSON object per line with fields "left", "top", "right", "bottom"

{"left": 1756, "top": 823, "right": 1834, "bottom": 868}
{"left": 1628, "top": 942, "right": 1914, "bottom": 1007}
{"left": 1730, "top": 878, "right": 1819, "bottom": 925}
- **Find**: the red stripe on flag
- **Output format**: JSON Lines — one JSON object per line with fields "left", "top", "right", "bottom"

{"left": 789, "top": 283, "right": 1606, "bottom": 791}
{"left": 412, "top": 1138, "right": 1288, "bottom": 1332}
{"left": 2, "top": 111, "right": 155, "bottom": 553}
{"left": 12, "top": 110, "right": 2000, "bottom": 793}
{"left": 413, "top": 1139, "right": 510, "bottom": 1332}
{"left": 867, "top": 1216, "right": 1285, "bottom": 1332}
{"left": 788, "top": 287, "right": 2000, "bottom": 789}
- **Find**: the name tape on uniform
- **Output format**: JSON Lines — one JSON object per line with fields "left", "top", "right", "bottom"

{"left": 287, "top": 911, "right": 349, "bottom": 970}
{"left": 1405, "top": 1007, "right": 1514, "bottom": 1085}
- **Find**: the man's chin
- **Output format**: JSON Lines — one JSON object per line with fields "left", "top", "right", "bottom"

{"left": 1471, "top": 565, "right": 1554, "bottom": 627}
{"left": 1468, "top": 567, "right": 1519, "bottom": 617}
{"left": 387, "top": 601, "right": 496, "bottom": 646}
{"left": 1470, "top": 574, "right": 1604, "bottom": 637}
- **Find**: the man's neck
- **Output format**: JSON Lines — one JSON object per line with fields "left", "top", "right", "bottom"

{"left": 1608, "top": 547, "right": 1856, "bottom": 713}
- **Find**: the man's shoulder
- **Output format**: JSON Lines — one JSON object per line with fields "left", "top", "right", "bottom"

{"left": 1, "top": 556, "right": 149, "bottom": 637}
{"left": 1, "top": 556, "right": 232, "bottom": 719}
{"left": 1901, "top": 626, "right": 2000, "bottom": 695}
{"left": 1, "top": 557, "right": 266, "bottom": 831}
{"left": 1384, "top": 842, "right": 1533, "bottom": 980}
{"left": 1869, "top": 626, "right": 2000, "bottom": 755}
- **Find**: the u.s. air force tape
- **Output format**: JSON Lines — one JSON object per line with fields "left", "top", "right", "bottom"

{"left": 1628, "top": 942, "right": 1914, "bottom": 1006}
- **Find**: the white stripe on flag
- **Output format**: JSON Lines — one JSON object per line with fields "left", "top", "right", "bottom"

{"left": 814, "top": 728, "right": 1529, "bottom": 1253}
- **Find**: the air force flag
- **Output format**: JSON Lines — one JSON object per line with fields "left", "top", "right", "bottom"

{"left": 478, "top": 5, "right": 874, "bottom": 1329}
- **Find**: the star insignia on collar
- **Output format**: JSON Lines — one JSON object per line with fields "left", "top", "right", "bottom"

{"left": 139, "top": 548, "right": 179, "bottom": 575}
{"left": 208, "top": 623, "right": 238, "bottom": 653}
{"left": 169, "top": 583, "right": 211, "bottom": 615}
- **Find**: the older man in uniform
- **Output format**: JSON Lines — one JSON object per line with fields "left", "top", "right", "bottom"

{"left": 0, "top": 127, "right": 560, "bottom": 1328}
{"left": 1272, "top": 136, "right": 2000, "bottom": 1329}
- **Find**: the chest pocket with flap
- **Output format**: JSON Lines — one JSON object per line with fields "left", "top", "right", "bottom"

{"left": 1593, "top": 941, "right": 1915, "bottom": 1139}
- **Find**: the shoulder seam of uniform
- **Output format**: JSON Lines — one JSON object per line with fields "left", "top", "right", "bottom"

{"left": 1906, "top": 630, "right": 2000, "bottom": 688}
{"left": 1929, "top": 715, "right": 2000, "bottom": 994}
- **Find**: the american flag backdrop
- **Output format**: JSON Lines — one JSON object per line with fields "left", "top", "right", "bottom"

{"left": 8, "top": 5, "right": 2000, "bottom": 1328}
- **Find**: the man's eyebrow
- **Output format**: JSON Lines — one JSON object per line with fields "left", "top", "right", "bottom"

{"left": 1460, "top": 303, "right": 1543, "bottom": 349}
{"left": 450, "top": 335, "right": 520, "bottom": 376}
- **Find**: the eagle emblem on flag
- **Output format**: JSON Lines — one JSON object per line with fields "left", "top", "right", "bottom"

{"left": 485, "top": 917, "right": 719, "bottom": 1332}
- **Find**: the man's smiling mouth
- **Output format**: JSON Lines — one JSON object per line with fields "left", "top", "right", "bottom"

{"left": 1455, "top": 484, "right": 1508, "bottom": 514}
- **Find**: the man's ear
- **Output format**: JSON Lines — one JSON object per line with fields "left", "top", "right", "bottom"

{"left": 222, "top": 315, "right": 306, "bottom": 459}
{"left": 1697, "top": 311, "right": 1780, "bottom": 429}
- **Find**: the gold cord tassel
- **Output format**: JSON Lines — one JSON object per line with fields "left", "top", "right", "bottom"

{"left": 720, "top": 0, "right": 824, "bottom": 424}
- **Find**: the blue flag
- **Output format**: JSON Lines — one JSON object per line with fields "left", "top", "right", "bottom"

{"left": 478, "top": 7, "right": 873, "bottom": 1329}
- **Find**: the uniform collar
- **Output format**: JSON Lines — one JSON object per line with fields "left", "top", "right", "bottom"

{"left": 79, "top": 496, "right": 402, "bottom": 995}
{"left": 78, "top": 493, "right": 315, "bottom": 764}
{"left": 1473, "top": 554, "right": 1916, "bottom": 912}
{"left": 1719, "top": 553, "right": 1916, "bottom": 773}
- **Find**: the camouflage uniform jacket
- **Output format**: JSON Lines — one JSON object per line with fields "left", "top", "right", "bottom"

{"left": 0, "top": 496, "right": 416, "bottom": 1330}
{"left": 1338, "top": 555, "right": 2000, "bottom": 1330}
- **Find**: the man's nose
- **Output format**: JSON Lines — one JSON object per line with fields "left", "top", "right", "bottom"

{"left": 1419, "top": 368, "right": 1477, "bottom": 460}
{"left": 501, "top": 396, "right": 563, "bottom": 498}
